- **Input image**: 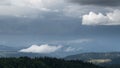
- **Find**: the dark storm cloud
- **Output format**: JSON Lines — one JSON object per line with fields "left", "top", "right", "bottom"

{"left": 68, "top": 0, "right": 120, "bottom": 6}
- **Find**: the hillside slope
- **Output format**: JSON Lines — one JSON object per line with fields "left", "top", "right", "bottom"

{"left": 65, "top": 52, "right": 120, "bottom": 61}
{"left": 65, "top": 52, "right": 120, "bottom": 68}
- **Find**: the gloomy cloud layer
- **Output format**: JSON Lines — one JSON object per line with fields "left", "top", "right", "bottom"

{"left": 68, "top": 0, "right": 120, "bottom": 6}
{"left": 0, "top": 0, "right": 120, "bottom": 35}
{"left": 0, "top": 0, "right": 120, "bottom": 57}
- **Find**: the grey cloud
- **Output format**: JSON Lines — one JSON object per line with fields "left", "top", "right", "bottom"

{"left": 0, "top": 0, "right": 66, "bottom": 17}
{"left": 0, "top": 0, "right": 11, "bottom": 5}
{"left": 68, "top": 0, "right": 120, "bottom": 6}
{"left": 0, "top": 16, "right": 81, "bottom": 35}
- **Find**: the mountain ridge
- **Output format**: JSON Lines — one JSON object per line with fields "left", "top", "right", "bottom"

{"left": 65, "top": 52, "right": 120, "bottom": 68}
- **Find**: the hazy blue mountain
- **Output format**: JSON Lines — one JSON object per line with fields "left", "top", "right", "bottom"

{"left": 0, "top": 45, "right": 59, "bottom": 58}
{"left": 0, "top": 45, "right": 16, "bottom": 51}
{"left": 65, "top": 52, "right": 120, "bottom": 67}
{"left": 65, "top": 52, "right": 120, "bottom": 60}
{"left": 0, "top": 51, "right": 53, "bottom": 58}
{"left": 0, "top": 45, "right": 50, "bottom": 57}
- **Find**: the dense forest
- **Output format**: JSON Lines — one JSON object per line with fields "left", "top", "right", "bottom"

{"left": 0, "top": 57, "right": 104, "bottom": 68}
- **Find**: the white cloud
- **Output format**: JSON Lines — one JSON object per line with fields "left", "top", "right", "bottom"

{"left": 66, "top": 39, "right": 92, "bottom": 44}
{"left": 82, "top": 9, "right": 120, "bottom": 25}
{"left": 65, "top": 47, "right": 82, "bottom": 52}
{"left": 65, "top": 47, "right": 75, "bottom": 52}
{"left": 19, "top": 44, "right": 62, "bottom": 53}
{"left": 49, "top": 39, "right": 92, "bottom": 45}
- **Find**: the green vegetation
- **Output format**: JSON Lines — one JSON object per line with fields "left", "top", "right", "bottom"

{"left": 0, "top": 57, "right": 103, "bottom": 68}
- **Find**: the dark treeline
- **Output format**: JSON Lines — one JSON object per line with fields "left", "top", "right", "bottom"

{"left": 0, "top": 57, "right": 104, "bottom": 68}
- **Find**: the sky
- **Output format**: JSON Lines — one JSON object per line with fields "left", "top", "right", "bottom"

{"left": 0, "top": 0, "right": 120, "bottom": 57}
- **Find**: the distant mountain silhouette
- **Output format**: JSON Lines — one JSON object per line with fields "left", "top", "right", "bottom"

{"left": 65, "top": 52, "right": 120, "bottom": 68}
{"left": 0, "top": 51, "right": 52, "bottom": 58}
{"left": 0, "top": 45, "right": 54, "bottom": 58}
{"left": 0, "top": 45, "right": 15, "bottom": 51}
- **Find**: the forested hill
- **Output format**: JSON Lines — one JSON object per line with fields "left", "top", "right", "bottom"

{"left": 0, "top": 57, "right": 103, "bottom": 68}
